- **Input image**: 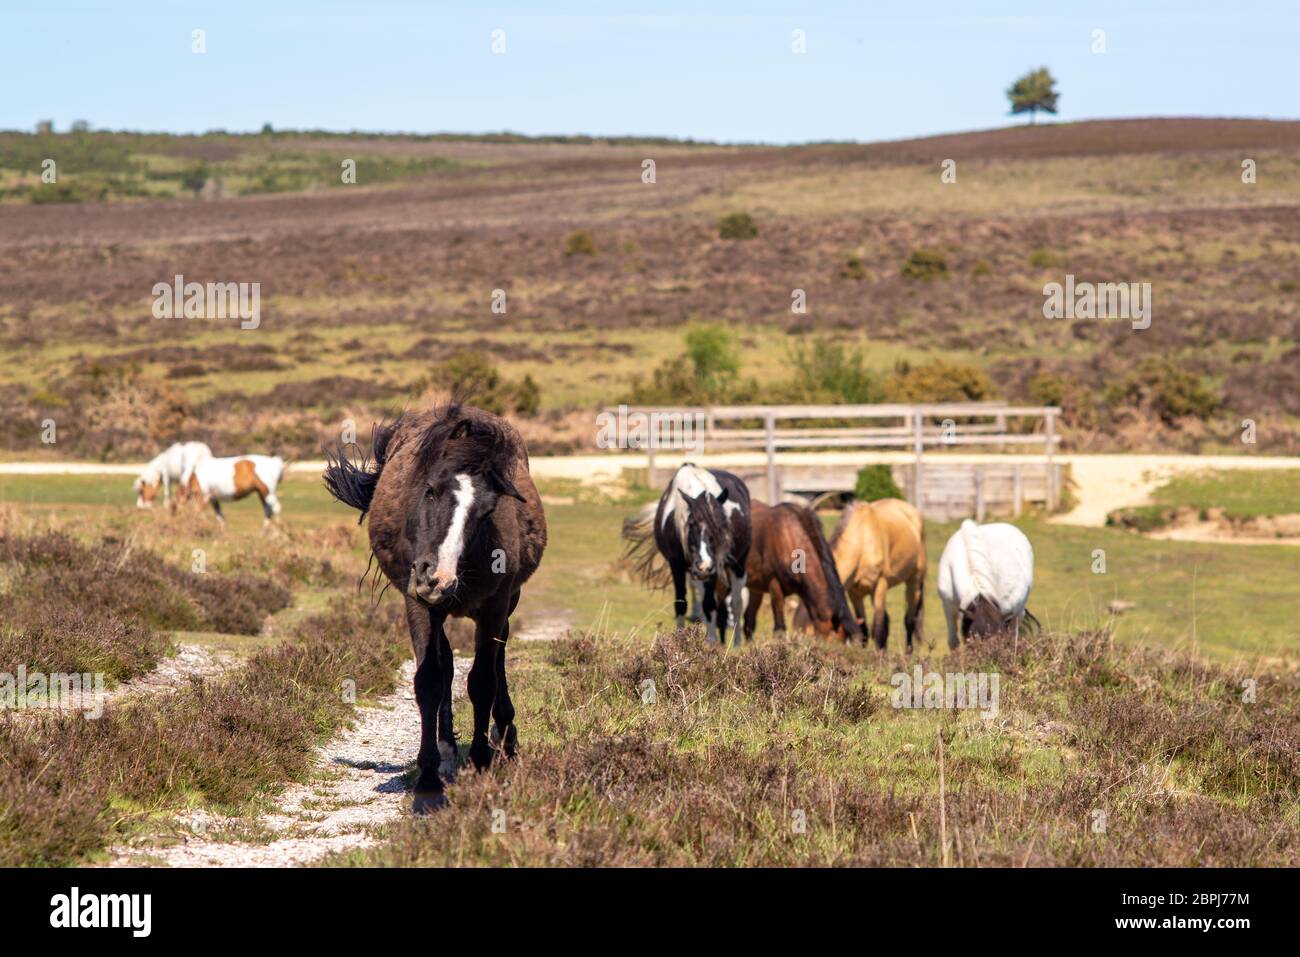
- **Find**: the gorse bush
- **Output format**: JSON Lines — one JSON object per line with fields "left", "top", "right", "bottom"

{"left": 718, "top": 212, "right": 758, "bottom": 240}
{"left": 1104, "top": 358, "right": 1220, "bottom": 426}
{"left": 885, "top": 358, "right": 994, "bottom": 403}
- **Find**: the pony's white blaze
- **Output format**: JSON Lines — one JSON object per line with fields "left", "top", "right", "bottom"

{"left": 664, "top": 464, "right": 725, "bottom": 558}
{"left": 434, "top": 474, "right": 476, "bottom": 587}
{"left": 697, "top": 537, "right": 712, "bottom": 571}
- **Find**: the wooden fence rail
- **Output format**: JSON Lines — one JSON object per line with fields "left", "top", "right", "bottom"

{"left": 602, "top": 402, "right": 1063, "bottom": 511}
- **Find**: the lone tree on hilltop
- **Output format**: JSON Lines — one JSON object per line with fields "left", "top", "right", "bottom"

{"left": 1006, "top": 67, "right": 1059, "bottom": 124}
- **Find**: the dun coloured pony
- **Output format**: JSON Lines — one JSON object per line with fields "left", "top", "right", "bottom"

{"left": 623, "top": 464, "right": 752, "bottom": 647}
{"left": 187, "top": 455, "right": 284, "bottom": 524}
{"left": 744, "top": 501, "right": 862, "bottom": 643}
{"left": 324, "top": 404, "right": 547, "bottom": 813}
{"left": 830, "top": 497, "right": 927, "bottom": 651}
{"left": 937, "top": 520, "right": 1035, "bottom": 647}
{"left": 134, "top": 441, "right": 212, "bottom": 509}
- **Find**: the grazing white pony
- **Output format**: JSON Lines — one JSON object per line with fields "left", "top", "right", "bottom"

{"left": 134, "top": 441, "right": 212, "bottom": 508}
{"left": 187, "top": 455, "right": 285, "bottom": 525}
{"left": 937, "top": 520, "right": 1035, "bottom": 647}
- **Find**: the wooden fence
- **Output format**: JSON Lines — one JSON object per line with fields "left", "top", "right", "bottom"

{"left": 603, "top": 402, "right": 1064, "bottom": 514}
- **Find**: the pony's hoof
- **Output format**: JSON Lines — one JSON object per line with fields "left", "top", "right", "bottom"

{"left": 437, "top": 741, "right": 458, "bottom": 781}
{"left": 469, "top": 739, "right": 494, "bottom": 771}
{"left": 491, "top": 723, "right": 518, "bottom": 758}
{"left": 412, "top": 790, "right": 447, "bottom": 815}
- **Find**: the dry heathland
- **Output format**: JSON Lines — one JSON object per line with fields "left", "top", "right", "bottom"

{"left": 1, "top": 118, "right": 1298, "bottom": 459}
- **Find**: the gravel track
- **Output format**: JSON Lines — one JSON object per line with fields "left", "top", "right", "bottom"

{"left": 108, "top": 656, "right": 471, "bottom": 868}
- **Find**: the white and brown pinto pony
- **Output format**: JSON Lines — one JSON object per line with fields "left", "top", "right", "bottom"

{"left": 187, "top": 454, "right": 285, "bottom": 525}
{"left": 134, "top": 441, "right": 212, "bottom": 509}
{"left": 937, "top": 520, "right": 1036, "bottom": 647}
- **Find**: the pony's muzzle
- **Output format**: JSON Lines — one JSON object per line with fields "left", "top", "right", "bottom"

{"left": 409, "top": 557, "right": 453, "bottom": 604}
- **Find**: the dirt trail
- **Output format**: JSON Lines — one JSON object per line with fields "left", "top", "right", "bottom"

{"left": 6, "top": 454, "right": 1297, "bottom": 531}
{"left": 515, "top": 614, "right": 572, "bottom": 642}
{"left": 108, "top": 656, "right": 470, "bottom": 868}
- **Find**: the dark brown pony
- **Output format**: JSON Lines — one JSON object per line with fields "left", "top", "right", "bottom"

{"left": 324, "top": 404, "right": 547, "bottom": 813}
{"left": 744, "top": 501, "right": 862, "bottom": 642}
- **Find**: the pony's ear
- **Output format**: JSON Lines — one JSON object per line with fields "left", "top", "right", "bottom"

{"left": 489, "top": 469, "right": 526, "bottom": 503}
{"left": 716, "top": 486, "right": 729, "bottom": 504}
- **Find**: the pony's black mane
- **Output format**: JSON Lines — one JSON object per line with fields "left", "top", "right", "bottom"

{"left": 323, "top": 413, "right": 404, "bottom": 523}
{"left": 685, "top": 487, "right": 734, "bottom": 559}
{"left": 413, "top": 403, "right": 516, "bottom": 480}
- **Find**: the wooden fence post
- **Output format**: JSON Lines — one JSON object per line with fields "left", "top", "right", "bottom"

{"left": 912, "top": 409, "right": 925, "bottom": 511}
{"left": 975, "top": 466, "right": 985, "bottom": 522}
{"left": 1013, "top": 464, "right": 1023, "bottom": 518}
{"left": 765, "top": 411, "right": 778, "bottom": 504}
{"left": 1045, "top": 410, "right": 1057, "bottom": 511}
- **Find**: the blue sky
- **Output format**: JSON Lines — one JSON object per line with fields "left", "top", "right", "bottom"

{"left": 2, "top": 1, "right": 1296, "bottom": 143}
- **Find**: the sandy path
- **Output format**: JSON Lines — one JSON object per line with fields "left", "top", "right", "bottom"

{"left": 6, "top": 452, "right": 1298, "bottom": 529}
{"left": 514, "top": 614, "right": 572, "bottom": 642}
{"left": 108, "top": 656, "right": 470, "bottom": 868}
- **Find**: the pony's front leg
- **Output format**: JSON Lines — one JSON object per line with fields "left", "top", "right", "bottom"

{"left": 672, "top": 562, "right": 688, "bottom": 629}
{"left": 434, "top": 620, "right": 458, "bottom": 781}
{"left": 942, "top": 596, "right": 961, "bottom": 650}
{"left": 701, "top": 576, "right": 720, "bottom": 643}
{"left": 727, "top": 571, "right": 746, "bottom": 648}
{"left": 405, "top": 597, "right": 447, "bottom": 813}
{"left": 468, "top": 598, "right": 508, "bottom": 771}
{"left": 743, "top": 583, "right": 762, "bottom": 640}
{"left": 688, "top": 578, "right": 704, "bottom": 623}
{"left": 769, "top": 581, "right": 787, "bottom": 637}
{"left": 871, "top": 577, "right": 891, "bottom": 650}
{"left": 490, "top": 617, "right": 517, "bottom": 759}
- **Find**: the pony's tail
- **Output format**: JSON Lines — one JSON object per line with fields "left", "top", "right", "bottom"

{"left": 621, "top": 501, "right": 670, "bottom": 589}
{"left": 322, "top": 415, "right": 403, "bottom": 524}
{"left": 323, "top": 444, "right": 379, "bottom": 522}
{"left": 794, "top": 504, "right": 862, "bottom": 643}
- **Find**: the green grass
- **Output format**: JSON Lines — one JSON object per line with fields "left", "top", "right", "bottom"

{"left": 1150, "top": 469, "right": 1300, "bottom": 520}
{"left": 0, "top": 131, "right": 463, "bottom": 203}
{"left": 4, "top": 474, "right": 1297, "bottom": 661}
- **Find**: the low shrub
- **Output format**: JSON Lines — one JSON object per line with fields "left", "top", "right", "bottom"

{"left": 884, "top": 359, "right": 993, "bottom": 403}
{"left": 564, "top": 231, "right": 597, "bottom": 256}
{"left": 718, "top": 212, "right": 758, "bottom": 240}
{"left": 854, "top": 464, "right": 904, "bottom": 502}
{"left": 900, "top": 248, "right": 948, "bottom": 281}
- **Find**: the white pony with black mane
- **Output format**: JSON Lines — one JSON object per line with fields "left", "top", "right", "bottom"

{"left": 937, "top": 520, "right": 1036, "bottom": 646}
{"left": 133, "top": 441, "right": 212, "bottom": 509}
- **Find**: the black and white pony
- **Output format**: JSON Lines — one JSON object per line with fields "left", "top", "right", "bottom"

{"left": 623, "top": 464, "right": 752, "bottom": 646}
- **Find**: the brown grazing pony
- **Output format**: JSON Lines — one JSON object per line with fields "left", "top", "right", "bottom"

{"left": 830, "top": 498, "right": 926, "bottom": 651}
{"left": 744, "top": 502, "right": 862, "bottom": 643}
{"left": 324, "top": 404, "right": 547, "bottom": 813}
